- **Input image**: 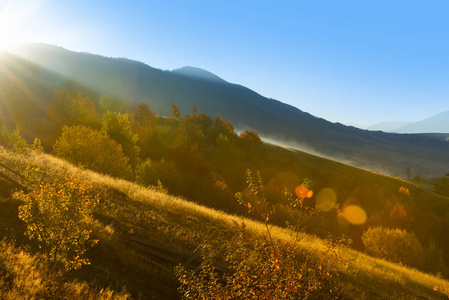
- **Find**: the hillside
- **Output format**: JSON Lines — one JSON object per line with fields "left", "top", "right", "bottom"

{"left": 8, "top": 43, "right": 449, "bottom": 178}
{"left": 1, "top": 148, "right": 449, "bottom": 299}
{"left": 2, "top": 46, "right": 449, "bottom": 297}
{"left": 0, "top": 97, "right": 448, "bottom": 297}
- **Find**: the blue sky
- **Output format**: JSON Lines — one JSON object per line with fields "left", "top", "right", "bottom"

{"left": 1, "top": 0, "right": 448, "bottom": 126}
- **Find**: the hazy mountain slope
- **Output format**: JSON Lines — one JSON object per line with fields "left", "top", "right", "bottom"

{"left": 0, "top": 51, "right": 97, "bottom": 114}
{"left": 9, "top": 43, "right": 449, "bottom": 177}
{"left": 394, "top": 110, "right": 449, "bottom": 133}
{"left": 171, "top": 66, "right": 226, "bottom": 83}
{"left": 366, "top": 121, "right": 411, "bottom": 132}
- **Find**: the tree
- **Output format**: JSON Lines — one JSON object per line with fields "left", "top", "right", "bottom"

{"left": 98, "top": 94, "right": 131, "bottom": 113}
{"left": 191, "top": 105, "right": 199, "bottom": 116}
{"left": 18, "top": 178, "right": 99, "bottom": 270}
{"left": 170, "top": 102, "right": 181, "bottom": 120}
{"left": 47, "top": 90, "right": 99, "bottom": 128}
{"left": 132, "top": 103, "right": 156, "bottom": 130}
{"left": 214, "top": 116, "right": 235, "bottom": 137}
{"left": 132, "top": 103, "right": 157, "bottom": 158}
{"left": 0, "top": 124, "right": 28, "bottom": 154}
{"left": 0, "top": 76, "right": 35, "bottom": 124}
{"left": 239, "top": 130, "right": 263, "bottom": 146}
{"left": 102, "top": 111, "right": 140, "bottom": 168}
{"left": 388, "top": 204, "right": 414, "bottom": 231}
{"left": 53, "top": 125, "right": 132, "bottom": 179}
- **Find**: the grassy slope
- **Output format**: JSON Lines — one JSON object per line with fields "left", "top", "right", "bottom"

{"left": 245, "top": 143, "right": 449, "bottom": 219}
{"left": 1, "top": 149, "right": 449, "bottom": 299}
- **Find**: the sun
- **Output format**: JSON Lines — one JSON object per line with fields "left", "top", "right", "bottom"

{"left": 0, "top": 0, "right": 47, "bottom": 50}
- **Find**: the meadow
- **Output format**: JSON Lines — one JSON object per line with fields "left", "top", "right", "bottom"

{"left": 0, "top": 139, "right": 448, "bottom": 298}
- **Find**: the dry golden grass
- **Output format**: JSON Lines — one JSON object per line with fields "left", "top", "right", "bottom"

{"left": 2, "top": 149, "right": 449, "bottom": 299}
{"left": 0, "top": 239, "right": 131, "bottom": 300}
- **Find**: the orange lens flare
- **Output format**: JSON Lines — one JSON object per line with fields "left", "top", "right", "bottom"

{"left": 295, "top": 185, "right": 313, "bottom": 198}
{"left": 342, "top": 205, "right": 367, "bottom": 225}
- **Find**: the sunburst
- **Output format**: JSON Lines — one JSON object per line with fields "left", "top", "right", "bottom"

{"left": 0, "top": 0, "right": 46, "bottom": 50}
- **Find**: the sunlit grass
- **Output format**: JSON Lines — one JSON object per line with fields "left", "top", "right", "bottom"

{"left": 0, "top": 239, "right": 131, "bottom": 299}
{"left": 2, "top": 148, "right": 449, "bottom": 298}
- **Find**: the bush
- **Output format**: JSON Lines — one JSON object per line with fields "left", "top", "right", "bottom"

{"left": 53, "top": 125, "right": 132, "bottom": 179}
{"left": 175, "top": 222, "right": 341, "bottom": 299}
{"left": 362, "top": 226, "right": 424, "bottom": 268}
{"left": 18, "top": 178, "right": 99, "bottom": 270}
{"left": 0, "top": 240, "right": 130, "bottom": 299}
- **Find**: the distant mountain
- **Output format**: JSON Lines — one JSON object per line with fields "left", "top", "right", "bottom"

{"left": 367, "top": 112, "right": 449, "bottom": 134}
{"left": 394, "top": 111, "right": 449, "bottom": 134}
{"left": 366, "top": 121, "right": 411, "bottom": 132}
{"left": 171, "top": 66, "right": 226, "bottom": 83}
{"left": 7, "top": 43, "right": 449, "bottom": 177}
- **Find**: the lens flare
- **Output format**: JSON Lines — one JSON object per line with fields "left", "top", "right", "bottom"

{"left": 342, "top": 205, "right": 367, "bottom": 225}
{"left": 295, "top": 185, "right": 313, "bottom": 198}
{"left": 316, "top": 188, "right": 337, "bottom": 212}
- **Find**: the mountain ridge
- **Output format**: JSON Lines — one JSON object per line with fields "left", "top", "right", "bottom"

{"left": 366, "top": 121, "right": 411, "bottom": 132}
{"left": 366, "top": 110, "right": 449, "bottom": 133}
{"left": 6, "top": 43, "right": 449, "bottom": 178}
{"left": 171, "top": 66, "right": 227, "bottom": 83}
{"left": 395, "top": 110, "right": 449, "bottom": 133}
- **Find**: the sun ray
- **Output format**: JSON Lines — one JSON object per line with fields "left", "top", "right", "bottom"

{"left": 0, "top": 0, "right": 47, "bottom": 49}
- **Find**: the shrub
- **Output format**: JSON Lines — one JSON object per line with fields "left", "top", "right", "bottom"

{"left": 362, "top": 226, "right": 424, "bottom": 268}
{"left": 175, "top": 222, "right": 341, "bottom": 299}
{"left": 53, "top": 125, "right": 132, "bottom": 179}
{"left": 0, "top": 240, "right": 130, "bottom": 298}
{"left": 18, "top": 178, "right": 99, "bottom": 270}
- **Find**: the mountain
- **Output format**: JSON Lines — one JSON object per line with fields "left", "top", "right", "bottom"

{"left": 366, "top": 111, "right": 449, "bottom": 133}
{"left": 7, "top": 43, "right": 449, "bottom": 178}
{"left": 366, "top": 121, "right": 411, "bottom": 132}
{"left": 171, "top": 66, "right": 226, "bottom": 83}
{"left": 394, "top": 111, "right": 449, "bottom": 133}
{"left": 0, "top": 50, "right": 95, "bottom": 107}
